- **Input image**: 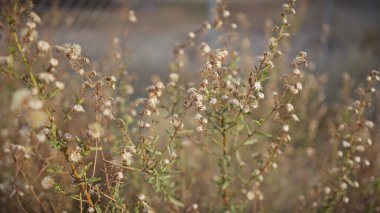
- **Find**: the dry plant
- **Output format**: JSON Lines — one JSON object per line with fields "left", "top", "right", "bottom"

{"left": 0, "top": 0, "right": 379, "bottom": 212}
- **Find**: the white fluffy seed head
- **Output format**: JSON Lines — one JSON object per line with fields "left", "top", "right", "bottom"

{"left": 50, "top": 58, "right": 59, "bottom": 67}
{"left": 342, "top": 140, "right": 350, "bottom": 148}
{"left": 283, "top": 125, "right": 289, "bottom": 132}
{"left": 41, "top": 176, "right": 55, "bottom": 189}
{"left": 55, "top": 81, "right": 65, "bottom": 90}
{"left": 286, "top": 103, "right": 294, "bottom": 112}
{"left": 246, "top": 191, "right": 255, "bottom": 200}
{"left": 37, "top": 40, "right": 51, "bottom": 53}
{"left": 169, "top": 73, "right": 179, "bottom": 82}
{"left": 188, "top": 32, "right": 196, "bottom": 39}
{"left": 115, "top": 172, "right": 124, "bottom": 181}
{"left": 138, "top": 194, "right": 146, "bottom": 201}
{"left": 73, "top": 104, "right": 85, "bottom": 113}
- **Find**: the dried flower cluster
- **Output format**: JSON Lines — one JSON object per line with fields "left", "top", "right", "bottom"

{"left": 0, "top": 0, "right": 379, "bottom": 212}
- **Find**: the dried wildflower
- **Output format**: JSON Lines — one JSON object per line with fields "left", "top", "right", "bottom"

{"left": 70, "top": 44, "right": 82, "bottom": 58}
{"left": 171, "top": 114, "right": 183, "bottom": 129}
{"left": 63, "top": 133, "right": 73, "bottom": 141}
{"left": 11, "top": 89, "right": 32, "bottom": 110}
{"left": 77, "top": 68, "right": 85, "bottom": 76}
{"left": 210, "top": 98, "right": 217, "bottom": 105}
{"left": 26, "top": 21, "right": 37, "bottom": 29}
{"left": 188, "top": 32, "right": 196, "bottom": 39}
{"left": 340, "top": 182, "right": 348, "bottom": 190}
{"left": 29, "top": 12, "right": 41, "bottom": 24}
{"left": 41, "top": 176, "right": 55, "bottom": 190}
{"left": 124, "top": 84, "right": 135, "bottom": 95}
{"left": 253, "top": 82, "right": 262, "bottom": 91}
{"left": 342, "top": 196, "right": 349, "bottom": 204}
{"left": 122, "top": 150, "right": 133, "bottom": 165}
{"left": 57, "top": 43, "right": 82, "bottom": 59}
{"left": 324, "top": 187, "right": 331, "bottom": 194}
{"left": 106, "top": 75, "right": 117, "bottom": 83}
{"left": 138, "top": 194, "right": 146, "bottom": 201}
{"left": 286, "top": 103, "right": 294, "bottom": 112}
{"left": 258, "top": 92, "right": 265, "bottom": 99}
{"left": 214, "top": 48, "right": 228, "bottom": 61}
{"left": 28, "top": 98, "right": 43, "bottom": 110}
{"left": 55, "top": 81, "right": 65, "bottom": 90}
{"left": 295, "top": 82, "right": 303, "bottom": 90}
{"left": 50, "top": 58, "right": 59, "bottom": 67}
{"left": 292, "top": 68, "right": 301, "bottom": 77}
{"left": 230, "top": 98, "right": 240, "bottom": 107}
{"left": 26, "top": 110, "right": 49, "bottom": 128}
{"left": 246, "top": 191, "right": 255, "bottom": 200}
{"left": 0, "top": 55, "right": 13, "bottom": 66}
{"left": 199, "top": 42, "right": 211, "bottom": 54}
{"left": 69, "top": 146, "right": 82, "bottom": 163}
{"left": 37, "top": 40, "right": 51, "bottom": 53}
{"left": 342, "top": 140, "right": 350, "bottom": 148}
{"left": 128, "top": 10, "right": 137, "bottom": 23}
{"left": 365, "top": 120, "right": 374, "bottom": 128}
{"left": 73, "top": 104, "right": 85, "bottom": 113}
{"left": 367, "top": 138, "right": 372, "bottom": 146}
{"left": 156, "top": 81, "right": 164, "bottom": 89}
{"left": 115, "top": 172, "right": 124, "bottom": 181}
{"left": 292, "top": 51, "right": 308, "bottom": 67}
{"left": 38, "top": 72, "right": 56, "bottom": 83}
{"left": 222, "top": 10, "right": 230, "bottom": 17}
{"left": 291, "top": 114, "right": 300, "bottom": 122}
{"left": 189, "top": 203, "right": 199, "bottom": 211}
{"left": 195, "top": 113, "right": 203, "bottom": 120}
{"left": 283, "top": 125, "right": 289, "bottom": 132}
{"left": 201, "top": 48, "right": 228, "bottom": 74}
{"left": 163, "top": 159, "right": 170, "bottom": 164}
{"left": 144, "top": 123, "right": 151, "bottom": 129}
{"left": 87, "top": 123, "right": 103, "bottom": 139}
{"left": 257, "top": 52, "right": 274, "bottom": 68}
{"left": 169, "top": 73, "right": 179, "bottom": 82}
{"left": 36, "top": 131, "right": 46, "bottom": 142}
{"left": 2, "top": 143, "right": 10, "bottom": 153}
{"left": 289, "top": 86, "right": 299, "bottom": 95}
{"left": 103, "top": 108, "right": 115, "bottom": 120}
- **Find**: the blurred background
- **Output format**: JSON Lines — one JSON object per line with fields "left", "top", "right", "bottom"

{"left": 33, "top": 0, "right": 380, "bottom": 93}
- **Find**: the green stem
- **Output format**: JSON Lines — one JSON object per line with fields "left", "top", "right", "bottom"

{"left": 8, "top": 0, "right": 38, "bottom": 88}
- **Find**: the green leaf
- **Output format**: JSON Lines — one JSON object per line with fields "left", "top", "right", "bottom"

{"left": 47, "top": 164, "right": 64, "bottom": 173}
{"left": 168, "top": 196, "right": 184, "bottom": 207}
{"left": 244, "top": 139, "right": 257, "bottom": 146}
{"left": 75, "top": 94, "right": 85, "bottom": 104}
{"left": 236, "top": 150, "right": 244, "bottom": 165}
{"left": 221, "top": 181, "right": 229, "bottom": 191}
{"left": 256, "top": 131, "right": 273, "bottom": 138}
{"left": 88, "top": 177, "right": 102, "bottom": 183}
{"left": 90, "top": 146, "right": 103, "bottom": 151}
{"left": 177, "top": 130, "right": 194, "bottom": 135}
{"left": 165, "top": 129, "right": 172, "bottom": 138}
{"left": 84, "top": 162, "right": 93, "bottom": 171}
{"left": 251, "top": 119, "right": 264, "bottom": 126}
{"left": 95, "top": 204, "right": 102, "bottom": 213}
